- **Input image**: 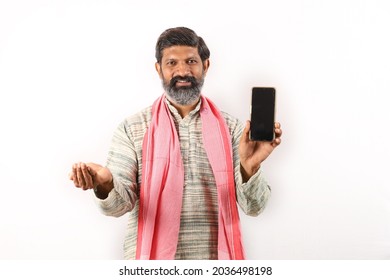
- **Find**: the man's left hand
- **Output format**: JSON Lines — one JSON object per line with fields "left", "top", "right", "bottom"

{"left": 239, "top": 121, "right": 282, "bottom": 182}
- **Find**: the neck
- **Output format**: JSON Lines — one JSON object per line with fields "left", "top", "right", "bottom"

{"left": 167, "top": 96, "right": 200, "bottom": 118}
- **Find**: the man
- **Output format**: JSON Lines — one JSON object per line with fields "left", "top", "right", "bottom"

{"left": 69, "top": 27, "right": 282, "bottom": 260}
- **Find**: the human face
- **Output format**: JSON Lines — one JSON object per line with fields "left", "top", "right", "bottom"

{"left": 155, "top": 46, "right": 210, "bottom": 106}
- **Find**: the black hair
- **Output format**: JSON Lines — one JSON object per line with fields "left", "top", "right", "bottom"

{"left": 155, "top": 27, "right": 210, "bottom": 63}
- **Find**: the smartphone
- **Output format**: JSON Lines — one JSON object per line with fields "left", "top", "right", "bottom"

{"left": 249, "top": 87, "right": 276, "bottom": 141}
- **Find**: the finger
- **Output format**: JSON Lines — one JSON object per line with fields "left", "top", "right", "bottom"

{"left": 72, "top": 163, "right": 80, "bottom": 186}
{"left": 76, "top": 162, "right": 86, "bottom": 189}
{"left": 81, "top": 163, "right": 93, "bottom": 189}
{"left": 275, "top": 128, "right": 282, "bottom": 138}
{"left": 274, "top": 122, "right": 281, "bottom": 129}
{"left": 271, "top": 137, "right": 281, "bottom": 147}
{"left": 87, "top": 165, "right": 99, "bottom": 184}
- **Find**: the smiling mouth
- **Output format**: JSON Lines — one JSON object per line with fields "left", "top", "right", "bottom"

{"left": 175, "top": 80, "right": 192, "bottom": 87}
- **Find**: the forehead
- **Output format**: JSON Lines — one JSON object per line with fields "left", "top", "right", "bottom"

{"left": 161, "top": 45, "right": 200, "bottom": 60}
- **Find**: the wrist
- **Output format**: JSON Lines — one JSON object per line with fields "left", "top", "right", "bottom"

{"left": 93, "top": 176, "right": 113, "bottom": 199}
{"left": 240, "top": 163, "right": 260, "bottom": 183}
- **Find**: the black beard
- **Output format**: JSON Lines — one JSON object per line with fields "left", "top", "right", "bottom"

{"left": 162, "top": 75, "right": 204, "bottom": 106}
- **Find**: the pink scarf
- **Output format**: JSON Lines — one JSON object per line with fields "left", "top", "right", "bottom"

{"left": 136, "top": 94, "right": 244, "bottom": 260}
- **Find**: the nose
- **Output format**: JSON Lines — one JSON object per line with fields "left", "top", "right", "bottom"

{"left": 175, "top": 61, "right": 190, "bottom": 77}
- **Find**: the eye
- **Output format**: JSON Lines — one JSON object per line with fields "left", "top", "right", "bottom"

{"left": 166, "top": 60, "right": 176, "bottom": 66}
{"left": 187, "top": 59, "right": 198, "bottom": 64}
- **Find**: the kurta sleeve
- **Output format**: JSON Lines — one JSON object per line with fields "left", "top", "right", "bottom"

{"left": 229, "top": 116, "right": 271, "bottom": 217}
{"left": 94, "top": 120, "right": 139, "bottom": 217}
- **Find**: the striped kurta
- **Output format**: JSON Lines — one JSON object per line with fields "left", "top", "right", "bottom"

{"left": 95, "top": 98, "right": 271, "bottom": 259}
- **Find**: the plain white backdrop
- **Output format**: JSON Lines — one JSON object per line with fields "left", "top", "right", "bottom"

{"left": 0, "top": 0, "right": 389, "bottom": 260}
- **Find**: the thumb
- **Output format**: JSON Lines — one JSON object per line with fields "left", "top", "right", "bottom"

{"left": 87, "top": 164, "right": 112, "bottom": 186}
{"left": 87, "top": 166, "right": 98, "bottom": 177}
{"left": 87, "top": 166, "right": 100, "bottom": 188}
{"left": 241, "top": 120, "right": 251, "bottom": 143}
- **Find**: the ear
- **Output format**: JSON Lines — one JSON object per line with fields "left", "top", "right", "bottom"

{"left": 155, "top": 62, "right": 163, "bottom": 79}
{"left": 202, "top": 59, "right": 210, "bottom": 75}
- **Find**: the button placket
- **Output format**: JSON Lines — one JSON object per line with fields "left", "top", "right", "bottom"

{"left": 179, "top": 121, "right": 190, "bottom": 182}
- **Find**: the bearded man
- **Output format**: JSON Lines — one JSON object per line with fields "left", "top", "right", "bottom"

{"left": 69, "top": 27, "right": 282, "bottom": 260}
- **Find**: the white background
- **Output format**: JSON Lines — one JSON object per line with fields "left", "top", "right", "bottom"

{"left": 0, "top": 0, "right": 389, "bottom": 260}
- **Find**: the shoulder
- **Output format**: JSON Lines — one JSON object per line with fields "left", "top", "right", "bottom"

{"left": 123, "top": 106, "right": 153, "bottom": 128}
{"left": 115, "top": 106, "right": 153, "bottom": 140}
{"left": 220, "top": 110, "right": 244, "bottom": 137}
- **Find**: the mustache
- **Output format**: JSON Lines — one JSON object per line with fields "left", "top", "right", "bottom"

{"left": 169, "top": 76, "right": 197, "bottom": 88}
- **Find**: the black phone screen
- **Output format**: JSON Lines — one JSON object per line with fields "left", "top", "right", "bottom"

{"left": 250, "top": 87, "right": 276, "bottom": 141}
